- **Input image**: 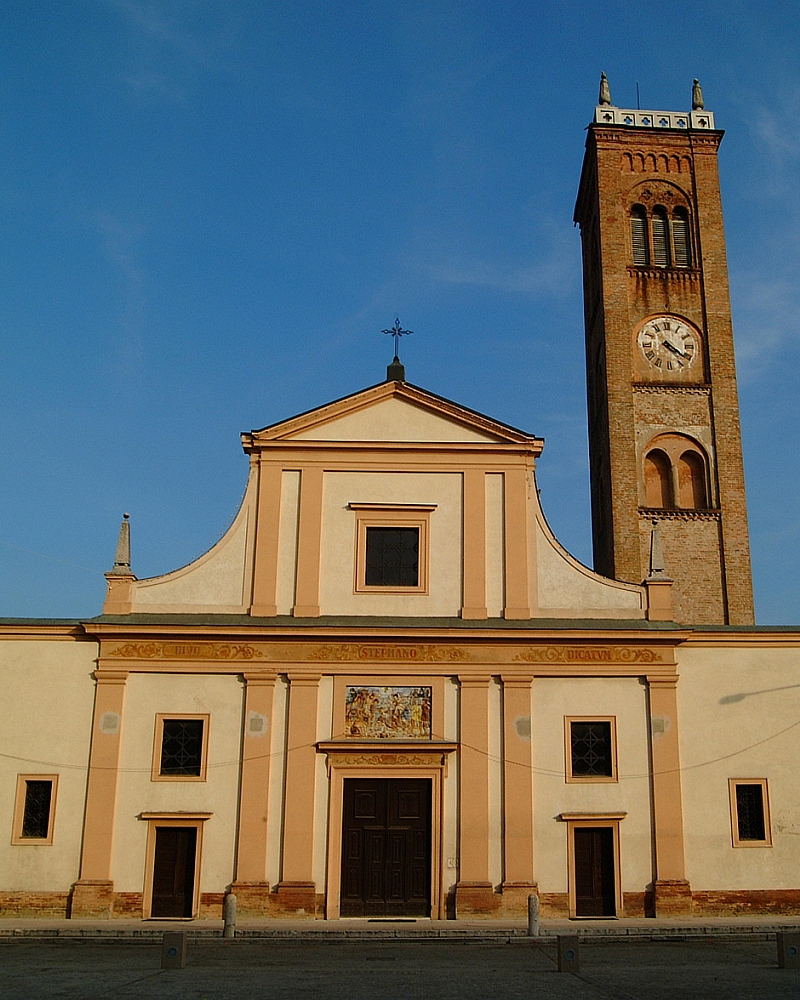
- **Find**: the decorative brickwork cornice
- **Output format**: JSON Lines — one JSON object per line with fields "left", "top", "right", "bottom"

{"left": 639, "top": 507, "right": 721, "bottom": 522}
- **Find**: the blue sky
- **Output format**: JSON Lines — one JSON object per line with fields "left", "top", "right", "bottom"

{"left": 1, "top": 0, "right": 799, "bottom": 622}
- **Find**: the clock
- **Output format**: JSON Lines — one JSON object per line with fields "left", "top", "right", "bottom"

{"left": 637, "top": 317, "right": 699, "bottom": 373}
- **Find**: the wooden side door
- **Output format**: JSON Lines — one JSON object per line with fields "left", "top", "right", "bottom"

{"left": 151, "top": 826, "right": 197, "bottom": 918}
{"left": 574, "top": 826, "right": 616, "bottom": 917}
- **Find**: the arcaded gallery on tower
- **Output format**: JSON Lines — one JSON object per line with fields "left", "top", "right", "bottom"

{"left": 1, "top": 81, "right": 798, "bottom": 923}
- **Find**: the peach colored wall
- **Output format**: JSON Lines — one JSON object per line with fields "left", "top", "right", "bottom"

{"left": 487, "top": 678, "right": 503, "bottom": 887}
{"left": 265, "top": 676, "right": 289, "bottom": 888}
{"left": 318, "top": 472, "right": 463, "bottom": 617}
{"left": 677, "top": 646, "right": 800, "bottom": 890}
{"left": 0, "top": 639, "right": 96, "bottom": 893}
{"left": 531, "top": 677, "right": 653, "bottom": 894}
{"left": 112, "top": 673, "right": 243, "bottom": 895}
{"left": 289, "top": 396, "right": 499, "bottom": 442}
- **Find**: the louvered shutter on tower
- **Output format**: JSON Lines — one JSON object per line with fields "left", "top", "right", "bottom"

{"left": 630, "top": 207, "right": 648, "bottom": 266}
{"left": 652, "top": 210, "right": 670, "bottom": 267}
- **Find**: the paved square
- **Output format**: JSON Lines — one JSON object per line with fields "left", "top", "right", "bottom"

{"left": 1, "top": 939, "right": 799, "bottom": 999}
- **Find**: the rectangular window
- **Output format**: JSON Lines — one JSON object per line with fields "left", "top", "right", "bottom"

{"left": 11, "top": 774, "right": 58, "bottom": 845}
{"left": 729, "top": 779, "right": 771, "bottom": 847}
{"left": 152, "top": 715, "right": 210, "bottom": 781}
{"left": 351, "top": 503, "right": 434, "bottom": 595}
{"left": 365, "top": 527, "right": 419, "bottom": 587}
{"left": 565, "top": 717, "right": 617, "bottom": 782}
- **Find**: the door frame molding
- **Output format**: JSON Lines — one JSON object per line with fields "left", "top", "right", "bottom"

{"left": 321, "top": 746, "right": 454, "bottom": 920}
{"left": 140, "top": 812, "right": 212, "bottom": 919}
{"left": 559, "top": 812, "right": 626, "bottom": 919}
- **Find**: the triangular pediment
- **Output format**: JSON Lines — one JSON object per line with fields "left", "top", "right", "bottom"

{"left": 245, "top": 381, "right": 540, "bottom": 445}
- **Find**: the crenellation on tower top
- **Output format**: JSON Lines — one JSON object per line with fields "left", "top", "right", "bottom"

{"left": 593, "top": 106, "right": 715, "bottom": 130}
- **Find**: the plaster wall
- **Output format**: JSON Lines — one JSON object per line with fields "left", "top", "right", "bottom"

{"left": 312, "top": 676, "right": 334, "bottom": 891}
{"left": 289, "top": 396, "right": 499, "bottom": 442}
{"left": 535, "top": 515, "right": 643, "bottom": 614}
{"left": 318, "top": 471, "right": 462, "bottom": 617}
{"left": 677, "top": 646, "right": 800, "bottom": 890}
{"left": 443, "top": 678, "right": 459, "bottom": 899}
{"left": 111, "top": 673, "right": 243, "bottom": 895}
{"left": 0, "top": 639, "right": 96, "bottom": 892}
{"left": 486, "top": 473, "right": 504, "bottom": 617}
{"left": 532, "top": 677, "right": 653, "bottom": 894}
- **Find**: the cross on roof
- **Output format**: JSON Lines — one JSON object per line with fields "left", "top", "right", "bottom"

{"left": 382, "top": 317, "right": 412, "bottom": 360}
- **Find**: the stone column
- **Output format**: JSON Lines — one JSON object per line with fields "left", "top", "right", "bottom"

{"left": 647, "top": 675, "right": 692, "bottom": 915}
{"left": 501, "top": 675, "right": 536, "bottom": 914}
{"left": 232, "top": 672, "right": 277, "bottom": 915}
{"left": 293, "top": 468, "right": 324, "bottom": 617}
{"left": 250, "top": 461, "right": 283, "bottom": 616}
{"left": 276, "top": 672, "right": 321, "bottom": 916}
{"left": 71, "top": 670, "right": 128, "bottom": 918}
{"left": 503, "top": 469, "right": 531, "bottom": 619}
{"left": 455, "top": 675, "right": 497, "bottom": 917}
{"left": 461, "top": 469, "right": 487, "bottom": 619}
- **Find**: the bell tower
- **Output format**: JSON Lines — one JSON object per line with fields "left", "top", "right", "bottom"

{"left": 573, "top": 77, "right": 754, "bottom": 625}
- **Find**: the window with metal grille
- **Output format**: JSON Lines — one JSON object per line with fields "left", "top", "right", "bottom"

{"left": 672, "top": 209, "right": 692, "bottom": 267}
{"left": 630, "top": 206, "right": 649, "bottom": 266}
{"left": 651, "top": 208, "right": 671, "bottom": 267}
{"left": 21, "top": 780, "right": 52, "bottom": 839}
{"left": 570, "top": 721, "right": 614, "bottom": 777}
{"left": 365, "top": 527, "right": 419, "bottom": 587}
{"left": 735, "top": 783, "right": 766, "bottom": 841}
{"left": 160, "top": 720, "right": 204, "bottom": 776}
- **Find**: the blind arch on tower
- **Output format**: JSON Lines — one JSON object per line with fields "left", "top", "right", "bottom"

{"left": 642, "top": 434, "right": 711, "bottom": 511}
{"left": 644, "top": 449, "right": 673, "bottom": 508}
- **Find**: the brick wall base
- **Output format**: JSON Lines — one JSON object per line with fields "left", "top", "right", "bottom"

{"left": 654, "top": 879, "right": 693, "bottom": 917}
{"left": 692, "top": 890, "right": 800, "bottom": 917}
{"left": 0, "top": 892, "right": 70, "bottom": 918}
{"left": 70, "top": 880, "right": 115, "bottom": 919}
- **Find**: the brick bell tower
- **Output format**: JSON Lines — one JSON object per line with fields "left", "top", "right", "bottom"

{"left": 573, "top": 75, "right": 754, "bottom": 625}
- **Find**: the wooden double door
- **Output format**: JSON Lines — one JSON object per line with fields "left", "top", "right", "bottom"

{"left": 340, "top": 778, "right": 431, "bottom": 917}
{"left": 574, "top": 827, "right": 616, "bottom": 917}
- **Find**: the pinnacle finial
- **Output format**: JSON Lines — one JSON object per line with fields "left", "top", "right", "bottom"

{"left": 692, "top": 78, "right": 704, "bottom": 111}
{"left": 598, "top": 72, "right": 612, "bottom": 107}
{"left": 108, "top": 512, "right": 133, "bottom": 576}
{"left": 647, "top": 519, "right": 671, "bottom": 580}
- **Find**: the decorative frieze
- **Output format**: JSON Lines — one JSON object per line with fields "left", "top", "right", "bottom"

{"left": 106, "top": 642, "right": 258, "bottom": 660}
{"left": 513, "top": 646, "right": 663, "bottom": 664}
{"left": 308, "top": 644, "right": 471, "bottom": 662}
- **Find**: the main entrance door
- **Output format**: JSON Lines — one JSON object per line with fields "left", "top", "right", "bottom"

{"left": 574, "top": 827, "right": 616, "bottom": 917}
{"left": 151, "top": 826, "right": 197, "bottom": 918}
{"left": 340, "top": 778, "right": 431, "bottom": 917}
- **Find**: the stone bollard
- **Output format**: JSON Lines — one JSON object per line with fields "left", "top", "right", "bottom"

{"left": 777, "top": 931, "right": 800, "bottom": 969}
{"left": 557, "top": 935, "right": 579, "bottom": 973}
{"left": 223, "top": 893, "right": 237, "bottom": 939}
{"left": 161, "top": 931, "right": 187, "bottom": 970}
{"left": 527, "top": 893, "right": 540, "bottom": 937}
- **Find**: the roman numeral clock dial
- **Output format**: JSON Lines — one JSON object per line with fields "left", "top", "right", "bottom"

{"left": 637, "top": 317, "right": 699, "bottom": 374}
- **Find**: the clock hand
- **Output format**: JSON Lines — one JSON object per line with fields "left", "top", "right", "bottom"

{"left": 663, "top": 339, "right": 689, "bottom": 359}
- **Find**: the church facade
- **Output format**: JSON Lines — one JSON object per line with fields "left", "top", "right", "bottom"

{"left": 2, "top": 83, "right": 799, "bottom": 923}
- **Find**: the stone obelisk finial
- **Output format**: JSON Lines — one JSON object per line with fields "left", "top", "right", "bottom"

{"left": 108, "top": 513, "right": 132, "bottom": 575}
{"left": 598, "top": 72, "right": 612, "bottom": 107}
{"left": 103, "top": 513, "right": 136, "bottom": 614}
{"left": 692, "top": 78, "right": 704, "bottom": 111}
{"left": 645, "top": 520, "right": 673, "bottom": 621}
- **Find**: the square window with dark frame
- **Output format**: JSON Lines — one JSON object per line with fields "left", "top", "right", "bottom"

{"left": 570, "top": 721, "right": 614, "bottom": 778}
{"left": 160, "top": 719, "right": 205, "bottom": 777}
{"left": 734, "top": 782, "right": 769, "bottom": 843}
{"left": 365, "top": 527, "right": 419, "bottom": 587}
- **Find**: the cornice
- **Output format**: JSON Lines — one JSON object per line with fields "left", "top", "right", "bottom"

{"left": 633, "top": 383, "right": 710, "bottom": 395}
{"left": 639, "top": 507, "right": 721, "bottom": 521}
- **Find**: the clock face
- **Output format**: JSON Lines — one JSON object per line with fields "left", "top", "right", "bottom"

{"left": 637, "top": 317, "right": 699, "bottom": 373}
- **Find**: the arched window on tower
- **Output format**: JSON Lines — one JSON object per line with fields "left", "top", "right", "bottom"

{"left": 678, "top": 450, "right": 707, "bottom": 508}
{"left": 651, "top": 207, "right": 671, "bottom": 267}
{"left": 672, "top": 208, "right": 692, "bottom": 267}
{"left": 644, "top": 449, "right": 673, "bottom": 508}
{"left": 630, "top": 205, "right": 649, "bottom": 266}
